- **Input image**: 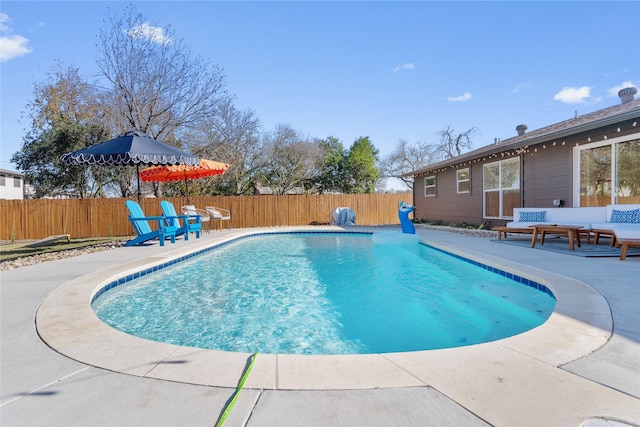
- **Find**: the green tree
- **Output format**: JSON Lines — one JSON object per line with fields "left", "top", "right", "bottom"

{"left": 313, "top": 136, "right": 346, "bottom": 194}
{"left": 342, "top": 136, "right": 379, "bottom": 194}
{"left": 11, "top": 64, "right": 110, "bottom": 198}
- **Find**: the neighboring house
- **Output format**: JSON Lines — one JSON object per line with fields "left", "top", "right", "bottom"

{"left": 407, "top": 89, "right": 640, "bottom": 227}
{"left": 0, "top": 169, "right": 25, "bottom": 200}
{"left": 254, "top": 181, "right": 312, "bottom": 195}
{"left": 254, "top": 181, "right": 275, "bottom": 195}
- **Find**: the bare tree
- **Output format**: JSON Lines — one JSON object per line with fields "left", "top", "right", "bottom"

{"left": 96, "top": 5, "right": 229, "bottom": 195}
{"left": 378, "top": 139, "right": 437, "bottom": 190}
{"left": 97, "top": 5, "right": 228, "bottom": 139}
{"left": 262, "top": 124, "right": 323, "bottom": 195}
{"left": 188, "top": 99, "right": 265, "bottom": 195}
{"left": 435, "top": 125, "right": 478, "bottom": 159}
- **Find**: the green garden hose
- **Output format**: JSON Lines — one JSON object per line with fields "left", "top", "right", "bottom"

{"left": 214, "top": 352, "right": 259, "bottom": 427}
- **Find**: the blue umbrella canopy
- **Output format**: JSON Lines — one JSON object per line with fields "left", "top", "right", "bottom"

{"left": 61, "top": 130, "right": 200, "bottom": 201}
{"left": 60, "top": 130, "right": 199, "bottom": 166}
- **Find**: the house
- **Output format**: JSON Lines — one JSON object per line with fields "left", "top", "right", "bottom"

{"left": 254, "top": 181, "right": 313, "bottom": 195}
{"left": 407, "top": 88, "right": 640, "bottom": 227}
{"left": 0, "top": 169, "right": 26, "bottom": 200}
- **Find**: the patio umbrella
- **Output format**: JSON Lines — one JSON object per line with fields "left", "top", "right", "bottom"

{"left": 60, "top": 130, "right": 200, "bottom": 201}
{"left": 139, "top": 158, "right": 229, "bottom": 204}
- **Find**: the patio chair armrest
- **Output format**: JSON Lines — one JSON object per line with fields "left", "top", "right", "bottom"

{"left": 205, "top": 206, "right": 230, "bottom": 218}
{"left": 193, "top": 208, "right": 210, "bottom": 217}
{"left": 164, "top": 214, "right": 202, "bottom": 223}
{"left": 129, "top": 215, "right": 166, "bottom": 222}
{"left": 182, "top": 206, "right": 210, "bottom": 220}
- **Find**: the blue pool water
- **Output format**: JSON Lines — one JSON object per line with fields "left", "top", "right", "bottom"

{"left": 92, "top": 232, "right": 556, "bottom": 355}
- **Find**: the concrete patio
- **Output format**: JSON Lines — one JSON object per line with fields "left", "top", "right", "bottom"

{"left": 1, "top": 227, "right": 639, "bottom": 426}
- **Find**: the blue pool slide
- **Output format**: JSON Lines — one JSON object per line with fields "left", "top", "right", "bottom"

{"left": 398, "top": 201, "right": 417, "bottom": 234}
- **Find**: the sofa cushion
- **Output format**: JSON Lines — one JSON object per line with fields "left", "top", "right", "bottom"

{"left": 610, "top": 208, "right": 640, "bottom": 223}
{"left": 519, "top": 210, "right": 546, "bottom": 222}
{"left": 613, "top": 224, "right": 640, "bottom": 240}
{"left": 590, "top": 223, "right": 616, "bottom": 231}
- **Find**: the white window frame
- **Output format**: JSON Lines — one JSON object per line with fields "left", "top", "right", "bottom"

{"left": 456, "top": 168, "right": 470, "bottom": 194}
{"left": 424, "top": 175, "right": 436, "bottom": 197}
{"left": 482, "top": 158, "right": 520, "bottom": 219}
{"left": 572, "top": 132, "right": 640, "bottom": 206}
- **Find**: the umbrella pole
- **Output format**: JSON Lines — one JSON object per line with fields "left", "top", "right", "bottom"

{"left": 184, "top": 172, "right": 190, "bottom": 205}
{"left": 137, "top": 165, "right": 141, "bottom": 202}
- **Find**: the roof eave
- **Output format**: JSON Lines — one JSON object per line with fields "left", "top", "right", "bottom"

{"left": 406, "top": 107, "right": 640, "bottom": 177}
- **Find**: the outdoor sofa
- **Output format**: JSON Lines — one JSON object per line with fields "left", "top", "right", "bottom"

{"left": 613, "top": 224, "right": 640, "bottom": 260}
{"left": 500, "top": 205, "right": 640, "bottom": 259}
{"left": 506, "top": 205, "right": 640, "bottom": 230}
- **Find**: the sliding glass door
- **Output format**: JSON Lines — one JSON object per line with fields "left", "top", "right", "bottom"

{"left": 575, "top": 136, "right": 640, "bottom": 206}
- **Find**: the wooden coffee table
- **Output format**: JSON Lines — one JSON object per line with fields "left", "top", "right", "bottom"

{"left": 530, "top": 224, "right": 584, "bottom": 251}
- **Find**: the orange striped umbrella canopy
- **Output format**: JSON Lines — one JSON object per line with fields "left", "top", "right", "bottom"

{"left": 139, "top": 159, "right": 229, "bottom": 183}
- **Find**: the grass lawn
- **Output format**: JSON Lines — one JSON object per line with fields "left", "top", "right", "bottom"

{"left": 0, "top": 237, "right": 126, "bottom": 263}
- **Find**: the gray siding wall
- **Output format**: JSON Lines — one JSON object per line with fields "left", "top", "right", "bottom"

{"left": 522, "top": 144, "right": 573, "bottom": 208}
{"left": 413, "top": 164, "right": 486, "bottom": 227}
{"left": 412, "top": 118, "right": 639, "bottom": 227}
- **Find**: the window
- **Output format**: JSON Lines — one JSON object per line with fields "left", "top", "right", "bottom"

{"left": 456, "top": 168, "right": 470, "bottom": 194}
{"left": 575, "top": 136, "right": 640, "bottom": 206}
{"left": 483, "top": 158, "right": 520, "bottom": 218}
{"left": 14, "top": 177, "right": 21, "bottom": 188}
{"left": 424, "top": 175, "right": 436, "bottom": 197}
{"left": 0, "top": 175, "right": 5, "bottom": 186}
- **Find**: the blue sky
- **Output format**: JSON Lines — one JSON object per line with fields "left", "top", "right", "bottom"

{"left": 1, "top": 1, "right": 639, "bottom": 189}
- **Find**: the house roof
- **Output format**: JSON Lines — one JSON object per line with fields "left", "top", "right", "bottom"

{"left": 0, "top": 168, "right": 24, "bottom": 177}
{"left": 408, "top": 98, "right": 640, "bottom": 177}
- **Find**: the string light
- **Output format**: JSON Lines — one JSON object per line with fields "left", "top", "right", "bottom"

{"left": 412, "top": 122, "right": 637, "bottom": 177}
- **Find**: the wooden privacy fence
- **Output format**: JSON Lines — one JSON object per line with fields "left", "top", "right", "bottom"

{"left": 0, "top": 193, "right": 411, "bottom": 241}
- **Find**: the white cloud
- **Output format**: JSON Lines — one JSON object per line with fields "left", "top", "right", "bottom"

{"left": 0, "top": 13, "right": 33, "bottom": 62}
{"left": 512, "top": 82, "right": 529, "bottom": 93}
{"left": 127, "top": 23, "right": 172, "bottom": 45}
{"left": 447, "top": 92, "right": 472, "bottom": 102}
{"left": 0, "top": 13, "right": 8, "bottom": 32}
{"left": 553, "top": 86, "right": 593, "bottom": 104}
{"left": 392, "top": 63, "right": 415, "bottom": 73}
{"left": 607, "top": 81, "right": 638, "bottom": 97}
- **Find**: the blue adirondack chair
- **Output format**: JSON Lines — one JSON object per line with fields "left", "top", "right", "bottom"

{"left": 125, "top": 200, "right": 177, "bottom": 247}
{"left": 160, "top": 200, "right": 202, "bottom": 240}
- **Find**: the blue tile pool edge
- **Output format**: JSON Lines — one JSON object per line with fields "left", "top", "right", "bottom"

{"left": 91, "top": 230, "right": 556, "bottom": 304}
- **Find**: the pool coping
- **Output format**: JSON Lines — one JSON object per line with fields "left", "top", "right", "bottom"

{"left": 35, "top": 226, "right": 613, "bottom": 391}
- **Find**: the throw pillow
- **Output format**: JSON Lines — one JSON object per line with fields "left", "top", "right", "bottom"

{"left": 610, "top": 208, "right": 640, "bottom": 223}
{"left": 183, "top": 205, "right": 197, "bottom": 215}
{"left": 207, "top": 208, "right": 221, "bottom": 219}
{"left": 519, "top": 211, "right": 546, "bottom": 222}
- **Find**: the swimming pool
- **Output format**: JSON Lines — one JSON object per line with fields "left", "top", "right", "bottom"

{"left": 92, "top": 232, "right": 556, "bottom": 355}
